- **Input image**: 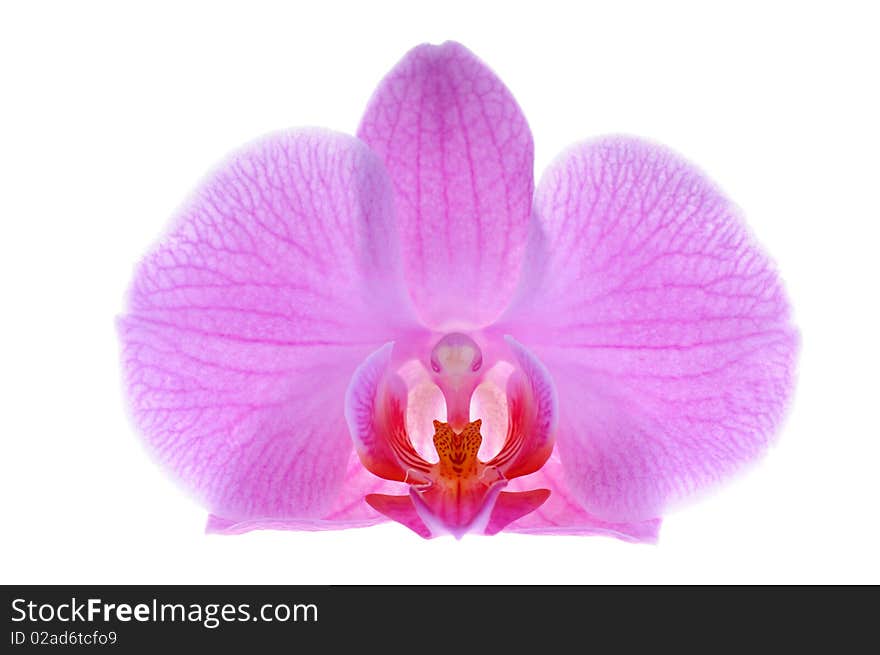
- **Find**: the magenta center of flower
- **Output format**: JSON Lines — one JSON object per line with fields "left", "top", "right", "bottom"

{"left": 345, "top": 333, "right": 558, "bottom": 538}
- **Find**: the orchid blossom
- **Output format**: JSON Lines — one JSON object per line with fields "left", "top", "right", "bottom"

{"left": 119, "top": 42, "right": 797, "bottom": 541}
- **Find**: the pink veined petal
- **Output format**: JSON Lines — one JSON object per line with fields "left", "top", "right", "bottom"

{"left": 205, "top": 515, "right": 384, "bottom": 535}
{"left": 119, "top": 129, "right": 421, "bottom": 526}
{"left": 205, "top": 451, "right": 403, "bottom": 534}
{"left": 503, "top": 455, "right": 661, "bottom": 542}
{"left": 358, "top": 41, "right": 534, "bottom": 329}
{"left": 498, "top": 136, "right": 798, "bottom": 522}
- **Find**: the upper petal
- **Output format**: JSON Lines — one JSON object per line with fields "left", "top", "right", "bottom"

{"left": 499, "top": 136, "right": 798, "bottom": 521}
{"left": 119, "top": 129, "right": 419, "bottom": 524}
{"left": 358, "top": 41, "right": 534, "bottom": 329}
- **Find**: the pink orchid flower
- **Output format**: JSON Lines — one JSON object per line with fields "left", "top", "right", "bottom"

{"left": 119, "top": 42, "right": 797, "bottom": 541}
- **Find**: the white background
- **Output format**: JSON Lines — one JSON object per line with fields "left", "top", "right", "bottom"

{"left": 2, "top": 0, "right": 878, "bottom": 584}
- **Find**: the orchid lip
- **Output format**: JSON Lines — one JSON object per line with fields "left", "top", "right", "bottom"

{"left": 346, "top": 336, "right": 557, "bottom": 538}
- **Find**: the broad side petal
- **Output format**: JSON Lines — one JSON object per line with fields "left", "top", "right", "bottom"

{"left": 358, "top": 41, "right": 534, "bottom": 329}
{"left": 205, "top": 452, "right": 402, "bottom": 534}
{"left": 504, "top": 456, "right": 660, "bottom": 542}
{"left": 119, "top": 130, "right": 419, "bottom": 525}
{"left": 499, "top": 137, "right": 798, "bottom": 522}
